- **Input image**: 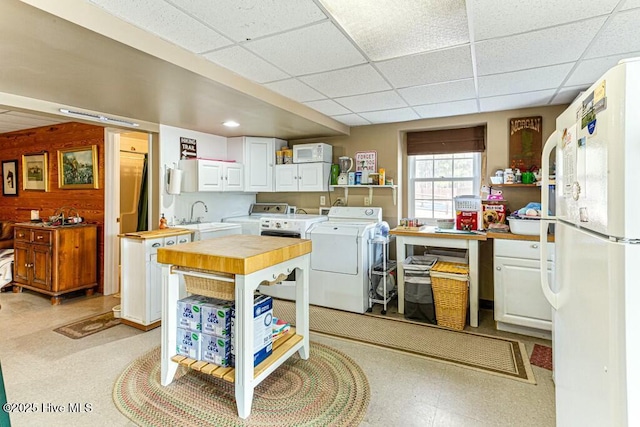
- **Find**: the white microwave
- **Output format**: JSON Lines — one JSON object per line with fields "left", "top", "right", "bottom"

{"left": 293, "top": 143, "right": 332, "bottom": 163}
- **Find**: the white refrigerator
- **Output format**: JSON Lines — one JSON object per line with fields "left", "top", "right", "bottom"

{"left": 540, "top": 58, "right": 640, "bottom": 426}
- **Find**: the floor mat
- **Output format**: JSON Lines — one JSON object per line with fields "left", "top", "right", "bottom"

{"left": 274, "top": 299, "right": 536, "bottom": 384}
{"left": 53, "top": 311, "right": 121, "bottom": 339}
{"left": 530, "top": 344, "right": 553, "bottom": 371}
{"left": 113, "top": 343, "right": 370, "bottom": 426}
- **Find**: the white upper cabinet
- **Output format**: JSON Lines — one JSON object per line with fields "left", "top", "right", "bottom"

{"left": 227, "top": 136, "right": 287, "bottom": 192}
{"left": 180, "top": 159, "right": 244, "bottom": 192}
{"left": 275, "top": 163, "right": 330, "bottom": 192}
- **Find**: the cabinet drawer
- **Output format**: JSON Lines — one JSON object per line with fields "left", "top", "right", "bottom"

{"left": 494, "top": 239, "right": 554, "bottom": 261}
{"left": 175, "top": 235, "right": 191, "bottom": 245}
{"left": 32, "top": 230, "right": 52, "bottom": 245}
{"left": 15, "top": 228, "right": 30, "bottom": 242}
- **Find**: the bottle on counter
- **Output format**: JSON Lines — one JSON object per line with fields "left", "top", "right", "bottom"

{"left": 504, "top": 168, "right": 515, "bottom": 184}
{"left": 159, "top": 213, "right": 168, "bottom": 229}
{"left": 379, "top": 168, "right": 385, "bottom": 185}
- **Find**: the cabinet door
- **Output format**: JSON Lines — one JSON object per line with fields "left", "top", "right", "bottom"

{"left": 298, "top": 163, "right": 329, "bottom": 192}
{"left": 494, "top": 256, "right": 553, "bottom": 331}
{"left": 148, "top": 253, "right": 162, "bottom": 323}
{"left": 245, "top": 137, "right": 273, "bottom": 192}
{"left": 13, "top": 242, "right": 30, "bottom": 283}
{"left": 223, "top": 163, "right": 244, "bottom": 191}
{"left": 198, "top": 160, "right": 223, "bottom": 191}
{"left": 275, "top": 164, "right": 299, "bottom": 192}
{"left": 31, "top": 244, "right": 52, "bottom": 290}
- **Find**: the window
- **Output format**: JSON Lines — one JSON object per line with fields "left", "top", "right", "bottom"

{"left": 408, "top": 152, "right": 481, "bottom": 220}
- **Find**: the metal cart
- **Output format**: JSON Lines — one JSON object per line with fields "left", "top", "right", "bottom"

{"left": 367, "top": 235, "right": 397, "bottom": 315}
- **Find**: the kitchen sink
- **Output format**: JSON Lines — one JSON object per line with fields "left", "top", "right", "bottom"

{"left": 179, "top": 222, "right": 242, "bottom": 240}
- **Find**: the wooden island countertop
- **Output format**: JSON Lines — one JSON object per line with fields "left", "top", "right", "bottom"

{"left": 157, "top": 234, "right": 312, "bottom": 275}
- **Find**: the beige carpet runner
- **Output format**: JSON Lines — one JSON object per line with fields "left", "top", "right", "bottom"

{"left": 274, "top": 300, "right": 535, "bottom": 384}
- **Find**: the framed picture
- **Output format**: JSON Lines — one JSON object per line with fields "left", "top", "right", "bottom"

{"left": 22, "top": 153, "right": 49, "bottom": 192}
{"left": 58, "top": 145, "right": 99, "bottom": 189}
{"left": 2, "top": 160, "right": 18, "bottom": 196}
{"left": 509, "top": 116, "right": 542, "bottom": 171}
{"left": 355, "top": 150, "right": 377, "bottom": 172}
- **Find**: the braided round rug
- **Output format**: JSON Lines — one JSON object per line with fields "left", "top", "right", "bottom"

{"left": 113, "top": 342, "right": 370, "bottom": 426}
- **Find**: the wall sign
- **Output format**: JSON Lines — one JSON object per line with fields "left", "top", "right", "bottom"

{"left": 509, "top": 116, "right": 542, "bottom": 171}
{"left": 180, "top": 137, "right": 197, "bottom": 159}
{"left": 355, "top": 150, "right": 377, "bottom": 172}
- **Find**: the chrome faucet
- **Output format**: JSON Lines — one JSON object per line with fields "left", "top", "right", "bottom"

{"left": 190, "top": 201, "right": 208, "bottom": 223}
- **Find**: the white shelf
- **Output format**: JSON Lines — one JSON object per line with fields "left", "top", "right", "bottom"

{"left": 330, "top": 185, "right": 397, "bottom": 205}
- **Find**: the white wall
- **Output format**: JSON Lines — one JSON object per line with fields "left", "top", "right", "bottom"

{"left": 158, "top": 124, "right": 255, "bottom": 226}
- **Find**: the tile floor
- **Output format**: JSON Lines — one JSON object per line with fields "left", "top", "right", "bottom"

{"left": 0, "top": 289, "right": 555, "bottom": 426}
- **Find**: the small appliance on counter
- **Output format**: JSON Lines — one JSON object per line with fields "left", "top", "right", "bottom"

{"left": 337, "top": 156, "right": 353, "bottom": 185}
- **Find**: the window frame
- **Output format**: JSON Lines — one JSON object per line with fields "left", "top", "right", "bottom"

{"left": 407, "top": 152, "right": 482, "bottom": 220}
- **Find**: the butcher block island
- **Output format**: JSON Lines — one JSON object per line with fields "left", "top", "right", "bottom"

{"left": 157, "top": 234, "right": 312, "bottom": 419}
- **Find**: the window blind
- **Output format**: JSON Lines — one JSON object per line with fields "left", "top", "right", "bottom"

{"left": 407, "top": 125, "right": 486, "bottom": 155}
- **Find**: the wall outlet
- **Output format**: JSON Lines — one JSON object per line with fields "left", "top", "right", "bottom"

{"left": 364, "top": 196, "right": 371, "bottom": 206}
{"left": 320, "top": 196, "right": 326, "bottom": 206}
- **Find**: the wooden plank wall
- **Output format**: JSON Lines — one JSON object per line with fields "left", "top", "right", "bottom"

{"left": 0, "top": 122, "right": 105, "bottom": 292}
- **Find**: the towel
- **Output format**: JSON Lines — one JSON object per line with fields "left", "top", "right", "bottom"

{"left": 0, "top": 249, "right": 14, "bottom": 288}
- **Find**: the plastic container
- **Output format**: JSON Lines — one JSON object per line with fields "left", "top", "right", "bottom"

{"left": 504, "top": 168, "right": 515, "bottom": 184}
{"left": 507, "top": 217, "right": 541, "bottom": 235}
{"left": 454, "top": 195, "right": 482, "bottom": 212}
{"left": 112, "top": 304, "right": 121, "bottom": 318}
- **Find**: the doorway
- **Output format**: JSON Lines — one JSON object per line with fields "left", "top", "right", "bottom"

{"left": 104, "top": 129, "right": 155, "bottom": 296}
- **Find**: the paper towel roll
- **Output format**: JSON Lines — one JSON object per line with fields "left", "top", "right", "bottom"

{"left": 167, "top": 168, "right": 183, "bottom": 195}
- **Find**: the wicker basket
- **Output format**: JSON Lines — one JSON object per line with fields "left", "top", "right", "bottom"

{"left": 179, "top": 268, "right": 236, "bottom": 301}
{"left": 429, "top": 261, "right": 469, "bottom": 330}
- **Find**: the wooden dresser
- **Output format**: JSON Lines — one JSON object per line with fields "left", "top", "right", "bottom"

{"left": 13, "top": 223, "right": 98, "bottom": 305}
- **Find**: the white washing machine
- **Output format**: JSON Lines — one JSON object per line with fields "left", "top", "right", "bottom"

{"left": 307, "top": 207, "right": 382, "bottom": 313}
{"left": 257, "top": 214, "right": 328, "bottom": 300}
{"left": 222, "top": 203, "right": 291, "bottom": 235}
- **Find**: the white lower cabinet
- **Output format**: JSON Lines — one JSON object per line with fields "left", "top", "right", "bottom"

{"left": 275, "top": 163, "right": 330, "bottom": 192}
{"left": 493, "top": 239, "right": 555, "bottom": 339}
{"left": 121, "top": 232, "right": 191, "bottom": 330}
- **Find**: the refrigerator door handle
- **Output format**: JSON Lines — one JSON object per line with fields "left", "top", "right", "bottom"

{"left": 540, "top": 131, "right": 558, "bottom": 309}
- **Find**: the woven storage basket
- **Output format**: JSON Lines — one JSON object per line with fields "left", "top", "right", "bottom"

{"left": 179, "top": 268, "right": 236, "bottom": 301}
{"left": 429, "top": 261, "right": 469, "bottom": 330}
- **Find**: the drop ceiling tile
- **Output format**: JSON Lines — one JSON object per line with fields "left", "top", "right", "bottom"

{"left": 203, "top": 46, "right": 289, "bottom": 83}
{"left": 168, "top": 0, "right": 327, "bottom": 42}
{"left": 622, "top": 0, "right": 640, "bottom": 9}
{"left": 320, "top": 0, "right": 468, "bottom": 61}
{"left": 479, "top": 89, "right": 556, "bottom": 112}
{"left": 377, "top": 46, "right": 473, "bottom": 88}
{"left": 331, "top": 114, "right": 371, "bottom": 126}
{"left": 300, "top": 65, "right": 391, "bottom": 98}
{"left": 552, "top": 86, "right": 589, "bottom": 105}
{"left": 244, "top": 21, "right": 366, "bottom": 75}
{"left": 475, "top": 18, "right": 606, "bottom": 76}
{"left": 359, "top": 108, "right": 420, "bottom": 124}
{"left": 478, "top": 63, "right": 574, "bottom": 97}
{"left": 414, "top": 99, "right": 478, "bottom": 119}
{"left": 566, "top": 53, "right": 640, "bottom": 86}
{"left": 88, "top": 0, "right": 232, "bottom": 53}
{"left": 335, "top": 91, "right": 407, "bottom": 113}
{"left": 303, "top": 99, "right": 351, "bottom": 116}
{"left": 471, "top": 0, "right": 618, "bottom": 41}
{"left": 585, "top": 9, "right": 640, "bottom": 59}
{"left": 398, "top": 79, "right": 476, "bottom": 106}
{"left": 263, "top": 79, "right": 326, "bottom": 102}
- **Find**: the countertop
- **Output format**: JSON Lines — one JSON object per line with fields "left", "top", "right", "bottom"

{"left": 118, "top": 228, "right": 193, "bottom": 239}
{"left": 157, "top": 234, "right": 312, "bottom": 275}
{"left": 389, "top": 227, "right": 554, "bottom": 242}
{"left": 390, "top": 227, "right": 487, "bottom": 241}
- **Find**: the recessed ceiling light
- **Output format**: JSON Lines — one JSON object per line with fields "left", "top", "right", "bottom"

{"left": 223, "top": 120, "right": 240, "bottom": 127}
